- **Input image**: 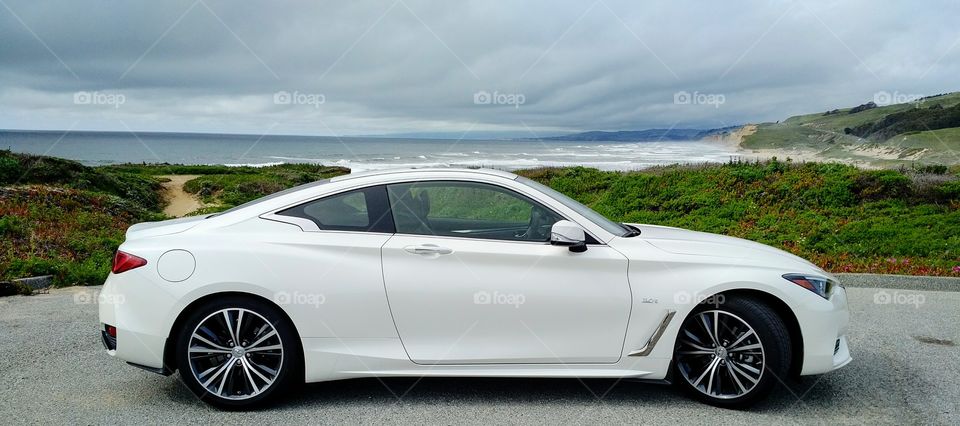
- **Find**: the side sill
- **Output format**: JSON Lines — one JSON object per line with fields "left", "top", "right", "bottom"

{"left": 127, "top": 362, "right": 174, "bottom": 376}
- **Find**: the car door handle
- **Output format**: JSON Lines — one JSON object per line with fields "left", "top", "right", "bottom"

{"left": 404, "top": 244, "right": 453, "bottom": 256}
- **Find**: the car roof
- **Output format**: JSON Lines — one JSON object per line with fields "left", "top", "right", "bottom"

{"left": 193, "top": 166, "right": 617, "bottom": 243}
{"left": 206, "top": 167, "right": 519, "bottom": 221}
{"left": 329, "top": 167, "right": 518, "bottom": 183}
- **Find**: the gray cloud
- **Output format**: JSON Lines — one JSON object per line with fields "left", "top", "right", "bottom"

{"left": 1, "top": 0, "right": 958, "bottom": 136}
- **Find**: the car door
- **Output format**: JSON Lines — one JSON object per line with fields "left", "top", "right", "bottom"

{"left": 380, "top": 180, "right": 631, "bottom": 364}
{"left": 260, "top": 185, "right": 400, "bottom": 339}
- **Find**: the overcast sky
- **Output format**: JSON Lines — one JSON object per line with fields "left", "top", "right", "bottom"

{"left": 1, "top": 0, "right": 958, "bottom": 137}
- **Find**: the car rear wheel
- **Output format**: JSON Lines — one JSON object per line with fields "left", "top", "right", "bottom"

{"left": 175, "top": 296, "right": 300, "bottom": 409}
{"left": 672, "top": 296, "right": 791, "bottom": 409}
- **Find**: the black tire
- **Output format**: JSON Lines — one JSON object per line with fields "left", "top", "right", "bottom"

{"left": 175, "top": 296, "right": 301, "bottom": 409}
{"left": 672, "top": 295, "right": 791, "bottom": 409}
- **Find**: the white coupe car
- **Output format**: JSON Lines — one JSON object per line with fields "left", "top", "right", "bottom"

{"left": 99, "top": 168, "right": 851, "bottom": 409}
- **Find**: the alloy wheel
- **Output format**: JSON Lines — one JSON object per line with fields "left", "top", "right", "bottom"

{"left": 675, "top": 310, "right": 765, "bottom": 399}
{"left": 187, "top": 308, "right": 284, "bottom": 400}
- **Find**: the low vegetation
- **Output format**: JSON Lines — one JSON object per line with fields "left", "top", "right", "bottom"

{"left": 518, "top": 160, "right": 960, "bottom": 276}
{"left": 1, "top": 150, "right": 958, "bottom": 291}
{"left": 178, "top": 163, "right": 348, "bottom": 210}
{"left": 1, "top": 149, "right": 163, "bottom": 210}
{"left": 1, "top": 150, "right": 165, "bottom": 289}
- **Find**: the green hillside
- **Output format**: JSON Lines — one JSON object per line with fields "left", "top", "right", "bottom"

{"left": 742, "top": 92, "right": 960, "bottom": 166}
{"left": 3, "top": 150, "right": 959, "bottom": 294}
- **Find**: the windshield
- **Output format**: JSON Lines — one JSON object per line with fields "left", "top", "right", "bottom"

{"left": 516, "top": 176, "right": 629, "bottom": 237}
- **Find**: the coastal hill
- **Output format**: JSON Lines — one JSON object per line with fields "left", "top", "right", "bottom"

{"left": 739, "top": 91, "right": 960, "bottom": 166}
{"left": 542, "top": 91, "right": 960, "bottom": 166}
{"left": 535, "top": 127, "right": 742, "bottom": 142}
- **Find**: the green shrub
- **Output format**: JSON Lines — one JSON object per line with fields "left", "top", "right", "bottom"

{"left": 0, "top": 155, "right": 19, "bottom": 182}
{"left": 852, "top": 170, "right": 912, "bottom": 201}
{"left": 0, "top": 215, "right": 28, "bottom": 237}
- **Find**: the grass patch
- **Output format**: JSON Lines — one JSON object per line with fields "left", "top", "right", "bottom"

{"left": 0, "top": 185, "right": 164, "bottom": 287}
{"left": 181, "top": 163, "right": 349, "bottom": 210}
{"left": 517, "top": 160, "right": 960, "bottom": 276}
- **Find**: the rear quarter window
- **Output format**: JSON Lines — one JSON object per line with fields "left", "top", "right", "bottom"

{"left": 277, "top": 185, "right": 394, "bottom": 233}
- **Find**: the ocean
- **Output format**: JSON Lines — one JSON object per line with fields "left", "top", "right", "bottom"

{"left": 0, "top": 130, "right": 741, "bottom": 172}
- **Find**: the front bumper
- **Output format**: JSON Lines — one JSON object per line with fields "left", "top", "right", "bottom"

{"left": 798, "top": 286, "right": 852, "bottom": 375}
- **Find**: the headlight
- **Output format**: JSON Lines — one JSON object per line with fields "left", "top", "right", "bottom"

{"left": 782, "top": 274, "right": 835, "bottom": 299}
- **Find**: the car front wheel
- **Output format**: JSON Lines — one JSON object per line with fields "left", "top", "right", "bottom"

{"left": 175, "top": 296, "right": 300, "bottom": 409}
{"left": 672, "top": 295, "right": 791, "bottom": 409}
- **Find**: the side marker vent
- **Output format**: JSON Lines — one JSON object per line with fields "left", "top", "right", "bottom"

{"left": 628, "top": 310, "right": 677, "bottom": 357}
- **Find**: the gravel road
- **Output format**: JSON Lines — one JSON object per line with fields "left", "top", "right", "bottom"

{"left": 0, "top": 277, "right": 957, "bottom": 425}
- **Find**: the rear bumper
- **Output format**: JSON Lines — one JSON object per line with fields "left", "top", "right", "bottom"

{"left": 98, "top": 274, "right": 170, "bottom": 371}
{"left": 100, "top": 327, "right": 117, "bottom": 352}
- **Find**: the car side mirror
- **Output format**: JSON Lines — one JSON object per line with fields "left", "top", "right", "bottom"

{"left": 550, "top": 220, "right": 587, "bottom": 253}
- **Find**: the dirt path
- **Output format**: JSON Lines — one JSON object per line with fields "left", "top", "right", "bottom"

{"left": 159, "top": 175, "right": 203, "bottom": 217}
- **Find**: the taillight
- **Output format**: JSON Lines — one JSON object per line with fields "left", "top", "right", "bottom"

{"left": 112, "top": 250, "right": 147, "bottom": 274}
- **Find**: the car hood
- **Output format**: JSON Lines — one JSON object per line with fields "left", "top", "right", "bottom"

{"left": 620, "top": 223, "right": 829, "bottom": 276}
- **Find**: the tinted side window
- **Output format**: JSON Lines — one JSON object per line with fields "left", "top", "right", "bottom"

{"left": 278, "top": 185, "right": 394, "bottom": 233}
{"left": 386, "top": 181, "right": 562, "bottom": 242}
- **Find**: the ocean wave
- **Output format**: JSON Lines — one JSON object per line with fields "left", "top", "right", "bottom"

{"left": 267, "top": 155, "right": 326, "bottom": 162}
{"left": 328, "top": 158, "right": 646, "bottom": 172}
{"left": 220, "top": 142, "right": 742, "bottom": 171}
{"left": 223, "top": 161, "right": 286, "bottom": 167}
